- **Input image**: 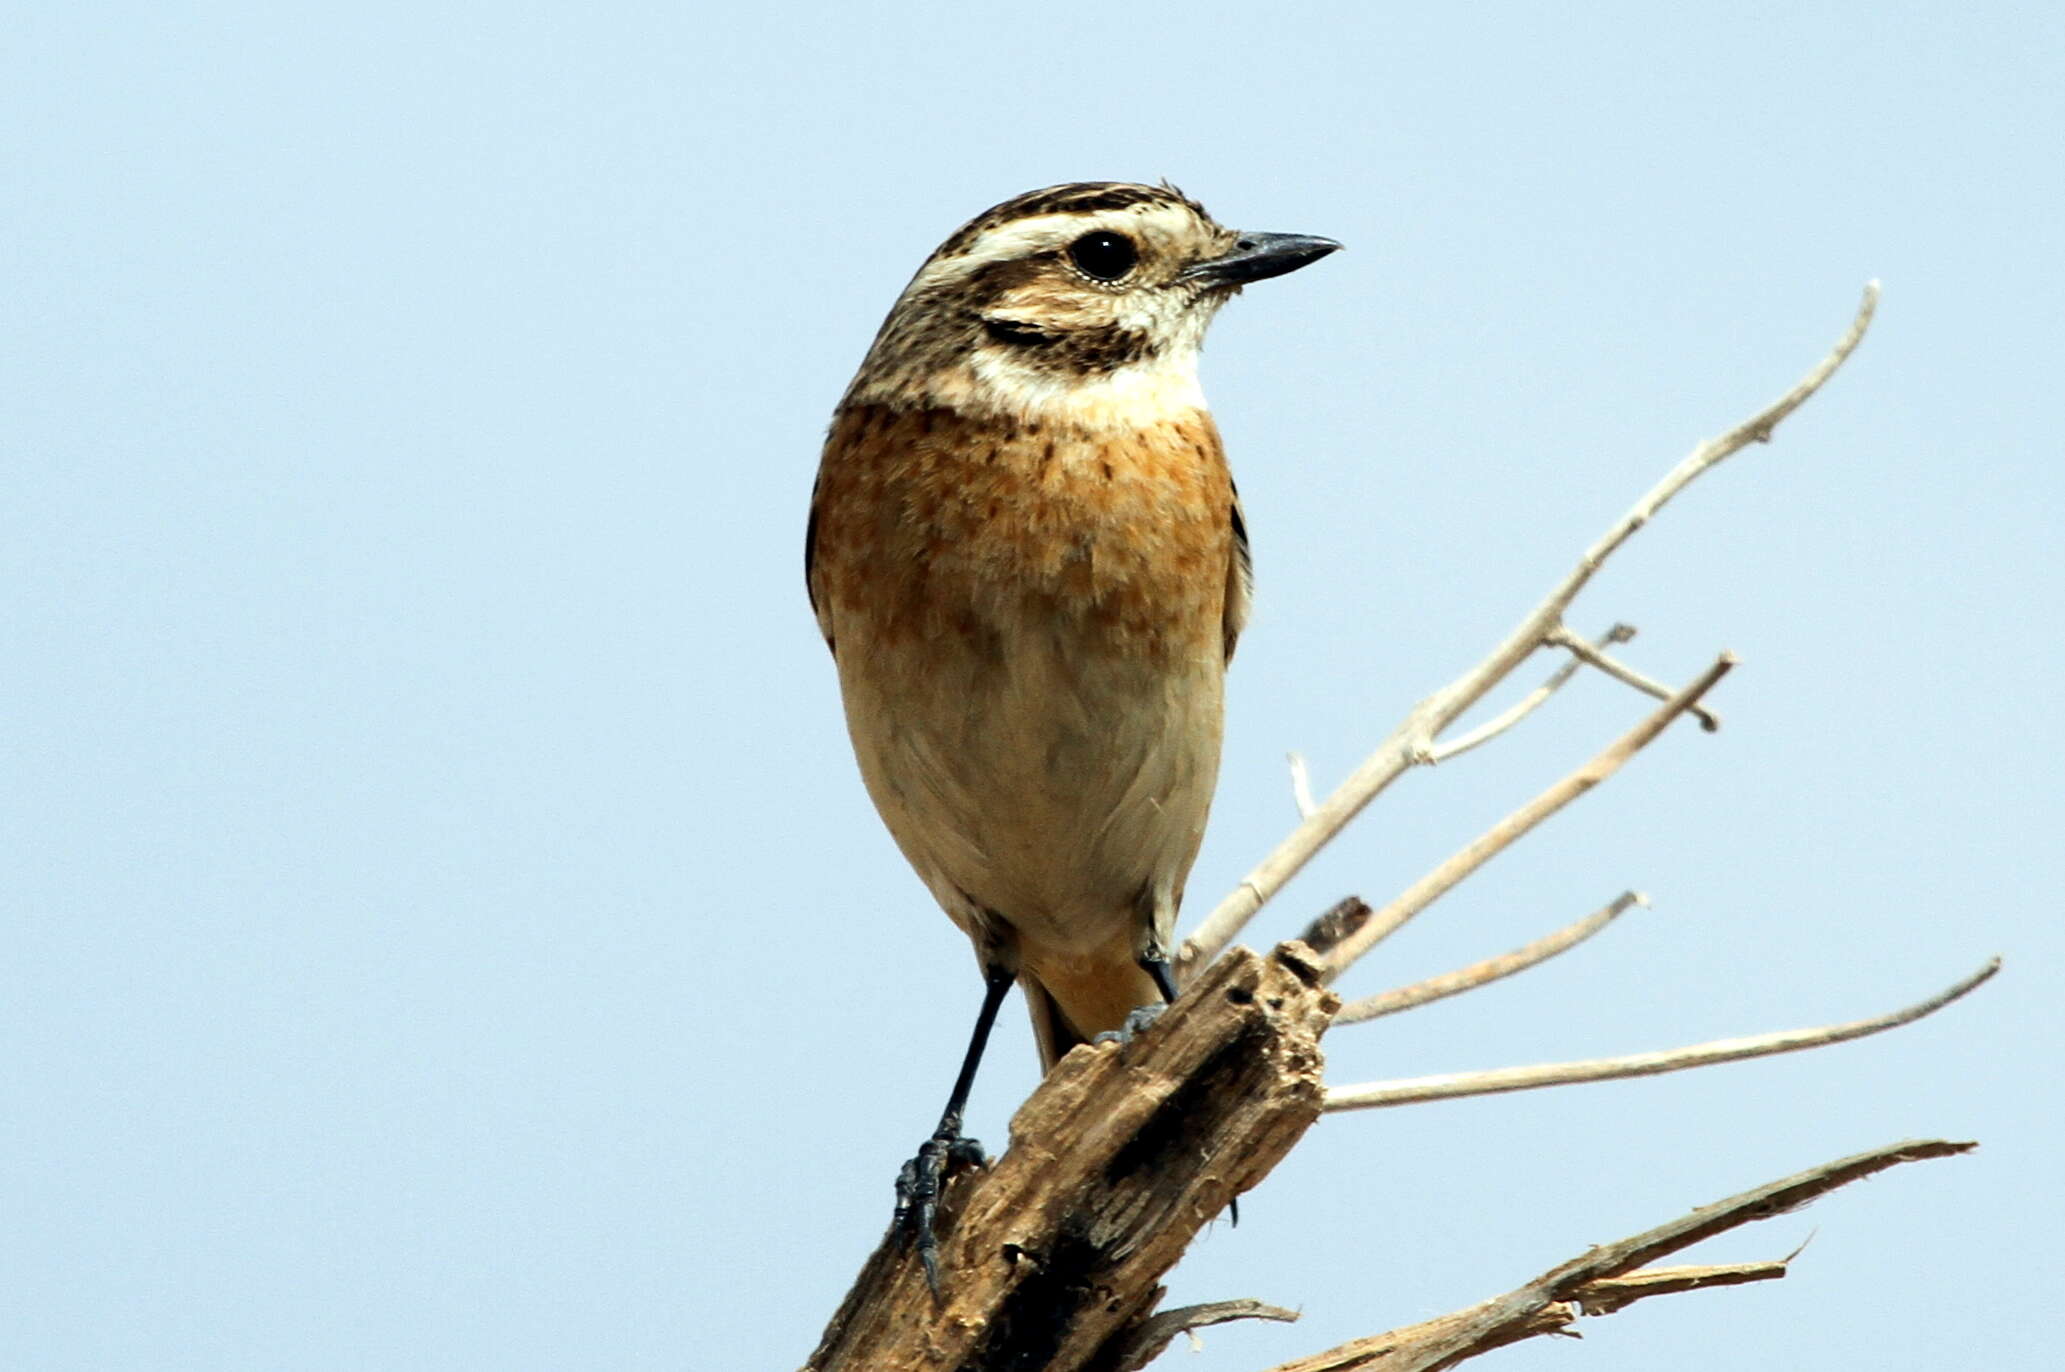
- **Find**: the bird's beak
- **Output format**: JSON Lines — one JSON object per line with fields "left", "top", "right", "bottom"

{"left": 1181, "top": 232, "right": 1343, "bottom": 288}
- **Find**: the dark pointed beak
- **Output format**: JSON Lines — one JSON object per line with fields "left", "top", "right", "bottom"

{"left": 1181, "top": 231, "right": 1343, "bottom": 288}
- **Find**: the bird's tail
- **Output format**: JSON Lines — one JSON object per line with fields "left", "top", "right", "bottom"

{"left": 1020, "top": 959, "right": 1164, "bottom": 1073}
{"left": 1021, "top": 977, "right": 1085, "bottom": 1073}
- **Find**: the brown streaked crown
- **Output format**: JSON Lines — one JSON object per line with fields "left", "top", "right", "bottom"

{"left": 931, "top": 182, "right": 1213, "bottom": 258}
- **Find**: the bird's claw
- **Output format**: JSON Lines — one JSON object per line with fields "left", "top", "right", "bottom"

{"left": 1090, "top": 1001, "right": 1167, "bottom": 1050}
{"left": 893, "top": 1130, "right": 986, "bottom": 1295}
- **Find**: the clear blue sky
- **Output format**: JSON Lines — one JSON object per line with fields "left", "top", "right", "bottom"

{"left": 5, "top": 3, "right": 2058, "bottom": 1368}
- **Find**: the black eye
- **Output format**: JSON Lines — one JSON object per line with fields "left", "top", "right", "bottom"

{"left": 1068, "top": 230, "right": 1137, "bottom": 282}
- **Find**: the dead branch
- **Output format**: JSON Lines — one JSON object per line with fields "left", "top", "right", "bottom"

{"left": 1258, "top": 1139, "right": 1974, "bottom": 1372}
{"left": 1293, "top": 896, "right": 1373, "bottom": 960}
{"left": 1321, "top": 655, "right": 1733, "bottom": 983}
{"left": 1424, "top": 623, "right": 1635, "bottom": 765}
{"left": 1325, "top": 958, "right": 1999, "bottom": 1112}
{"left": 1545, "top": 624, "right": 1720, "bottom": 732}
{"left": 1179, "top": 283, "right": 1878, "bottom": 978}
{"left": 1099, "top": 1299, "right": 1300, "bottom": 1372}
{"left": 1571, "top": 1260, "right": 1789, "bottom": 1316}
{"left": 801, "top": 945, "right": 1337, "bottom": 1372}
{"left": 1332, "top": 890, "right": 1646, "bottom": 1024}
{"left": 799, "top": 942, "right": 1978, "bottom": 1370}
{"left": 1288, "top": 752, "right": 1319, "bottom": 818}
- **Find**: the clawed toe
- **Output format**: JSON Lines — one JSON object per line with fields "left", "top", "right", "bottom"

{"left": 1091, "top": 1001, "right": 1168, "bottom": 1049}
{"left": 1121, "top": 1002, "right": 1166, "bottom": 1037}
{"left": 893, "top": 1131, "right": 986, "bottom": 1294}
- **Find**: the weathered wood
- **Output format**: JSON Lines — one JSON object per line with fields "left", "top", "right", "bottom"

{"left": 1258, "top": 1138, "right": 1976, "bottom": 1372}
{"left": 803, "top": 943, "right": 1337, "bottom": 1372}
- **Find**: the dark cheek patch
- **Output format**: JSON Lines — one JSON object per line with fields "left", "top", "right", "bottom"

{"left": 1059, "top": 324, "right": 1154, "bottom": 372}
{"left": 979, "top": 319, "right": 1154, "bottom": 374}
{"left": 984, "top": 317, "right": 1060, "bottom": 347}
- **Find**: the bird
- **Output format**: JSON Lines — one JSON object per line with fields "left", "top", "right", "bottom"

{"left": 805, "top": 181, "right": 1338, "bottom": 1285}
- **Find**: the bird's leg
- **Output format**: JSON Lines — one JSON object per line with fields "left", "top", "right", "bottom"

{"left": 1142, "top": 954, "right": 1180, "bottom": 1005}
{"left": 893, "top": 961, "right": 1014, "bottom": 1295}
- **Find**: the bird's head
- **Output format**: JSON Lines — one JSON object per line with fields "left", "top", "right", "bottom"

{"left": 844, "top": 182, "right": 1339, "bottom": 426}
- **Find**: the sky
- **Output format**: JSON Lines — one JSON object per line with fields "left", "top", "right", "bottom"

{"left": 4, "top": 3, "right": 2060, "bottom": 1368}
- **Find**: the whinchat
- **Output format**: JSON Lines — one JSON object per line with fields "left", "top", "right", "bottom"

{"left": 806, "top": 182, "right": 1338, "bottom": 1284}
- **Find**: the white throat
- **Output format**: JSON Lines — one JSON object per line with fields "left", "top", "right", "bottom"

{"left": 967, "top": 347, "right": 1209, "bottom": 428}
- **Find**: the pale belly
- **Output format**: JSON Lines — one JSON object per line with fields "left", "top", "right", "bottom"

{"left": 837, "top": 614, "right": 1224, "bottom": 962}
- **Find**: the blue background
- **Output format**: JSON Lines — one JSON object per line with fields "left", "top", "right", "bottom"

{"left": 5, "top": 3, "right": 2057, "bottom": 1367}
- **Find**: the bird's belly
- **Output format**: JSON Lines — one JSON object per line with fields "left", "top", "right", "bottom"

{"left": 838, "top": 614, "right": 1223, "bottom": 957}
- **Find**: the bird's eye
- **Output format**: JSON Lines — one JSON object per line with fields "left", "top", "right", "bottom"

{"left": 1068, "top": 230, "right": 1138, "bottom": 282}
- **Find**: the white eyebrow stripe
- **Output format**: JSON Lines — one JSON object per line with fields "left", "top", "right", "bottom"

{"left": 913, "top": 204, "right": 1206, "bottom": 292}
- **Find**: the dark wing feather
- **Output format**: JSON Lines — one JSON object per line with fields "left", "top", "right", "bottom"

{"left": 805, "top": 478, "right": 835, "bottom": 655}
{"left": 1223, "top": 481, "right": 1253, "bottom": 661}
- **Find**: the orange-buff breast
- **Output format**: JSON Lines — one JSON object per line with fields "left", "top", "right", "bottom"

{"left": 811, "top": 402, "right": 1235, "bottom": 663}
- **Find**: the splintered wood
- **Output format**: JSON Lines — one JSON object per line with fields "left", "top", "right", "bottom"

{"left": 804, "top": 944, "right": 1337, "bottom": 1372}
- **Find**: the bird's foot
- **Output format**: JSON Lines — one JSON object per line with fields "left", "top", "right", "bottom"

{"left": 1091, "top": 1001, "right": 1168, "bottom": 1049}
{"left": 893, "top": 1129, "right": 987, "bottom": 1295}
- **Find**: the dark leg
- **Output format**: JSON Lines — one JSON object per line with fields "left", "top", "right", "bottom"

{"left": 1141, "top": 954, "right": 1180, "bottom": 1005}
{"left": 893, "top": 962, "right": 1014, "bottom": 1294}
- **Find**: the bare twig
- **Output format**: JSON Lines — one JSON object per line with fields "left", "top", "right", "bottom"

{"left": 1547, "top": 624, "right": 1721, "bottom": 732}
{"left": 1178, "top": 283, "right": 1878, "bottom": 979}
{"left": 1332, "top": 891, "right": 1647, "bottom": 1025}
{"left": 1288, "top": 752, "right": 1319, "bottom": 819}
{"left": 1098, "top": 1299, "right": 1298, "bottom": 1372}
{"left": 1321, "top": 656, "right": 1734, "bottom": 983}
{"left": 1295, "top": 897, "right": 1372, "bottom": 960}
{"left": 1323, "top": 958, "right": 1998, "bottom": 1112}
{"left": 1426, "top": 623, "right": 1635, "bottom": 765}
{"left": 1572, "top": 1260, "right": 1788, "bottom": 1316}
{"left": 1260, "top": 1137, "right": 1972, "bottom": 1372}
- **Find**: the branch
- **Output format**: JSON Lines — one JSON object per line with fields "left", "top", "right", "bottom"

{"left": 800, "top": 940, "right": 1986, "bottom": 1370}
{"left": 1293, "top": 896, "right": 1373, "bottom": 960}
{"left": 1324, "top": 958, "right": 1998, "bottom": 1112}
{"left": 1546, "top": 624, "right": 1720, "bottom": 732}
{"left": 1259, "top": 1138, "right": 1973, "bottom": 1372}
{"left": 1572, "top": 1259, "right": 1789, "bottom": 1316}
{"left": 1289, "top": 752, "right": 1319, "bottom": 818}
{"left": 1426, "top": 622, "right": 1635, "bottom": 765}
{"left": 1321, "top": 656, "right": 1733, "bottom": 983}
{"left": 802, "top": 946, "right": 1337, "bottom": 1372}
{"left": 1178, "top": 283, "right": 1878, "bottom": 978}
{"left": 1099, "top": 1299, "right": 1299, "bottom": 1372}
{"left": 1332, "top": 890, "right": 1646, "bottom": 1025}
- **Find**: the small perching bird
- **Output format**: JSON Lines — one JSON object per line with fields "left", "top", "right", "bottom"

{"left": 806, "top": 181, "right": 1339, "bottom": 1285}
